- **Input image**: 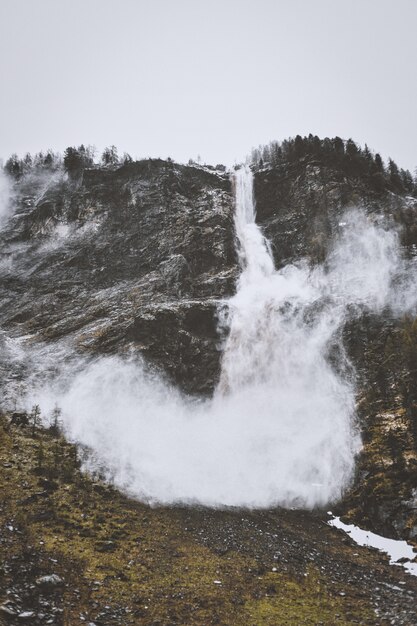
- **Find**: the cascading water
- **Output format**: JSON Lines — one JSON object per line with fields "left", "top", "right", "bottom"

{"left": 17, "top": 166, "right": 417, "bottom": 508}
{"left": 233, "top": 166, "right": 274, "bottom": 280}
{"left": 216, "top": 167, "right": 359, "bottom": 504}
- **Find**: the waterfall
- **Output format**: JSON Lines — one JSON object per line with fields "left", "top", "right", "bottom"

{"left": 216, "top": 167, "right": 359, "bottom": 505}
{"left": 219, "top": 166, "right": 277, "bottom": 392}
{"left": 23, "top": 166, "right": 417, "bottom": 508}
{"left": 233, "top": 165, "right": 274, "bottom": 281}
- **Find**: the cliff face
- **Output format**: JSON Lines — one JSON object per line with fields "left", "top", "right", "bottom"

{"left": 0, "top": 160, "right": 236, "bottom": 395}
{"left": 255, "top": 160, "right": 417, "bottom": 267}
{"left": 1, "top": 155, "right": 417, "bottom": 542}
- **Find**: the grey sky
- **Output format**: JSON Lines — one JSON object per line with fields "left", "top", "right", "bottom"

{"left": 1, "top": 0, "right": 416, "bottom": 171}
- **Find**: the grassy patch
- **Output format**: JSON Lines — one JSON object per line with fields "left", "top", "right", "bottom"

{"left": 0, "top": 414, "right": 382, "bottom": 624}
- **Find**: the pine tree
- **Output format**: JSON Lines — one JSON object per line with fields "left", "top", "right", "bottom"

{"left": 101, "top": 145, "right": 119, "bottom": 166}
{"left": 4, "top": 154, "right": 22, "bottom": 179}
{"left": 374, "top": 153, "right": 384, "bottom": 172}
{"left": 388, "top": 158, "right": 403, "bottom": 192}
{"left": 63, "top": 147, "right": 83, "bottom": 176}
{"left": 363, "top": 144, "right": 374, "bottom": 172}
{"left": 30, "top": 404, "right": 41, "bottom": 436}
{"left": 22, "top": 153, "right": 33, "bottom": 173}
{"left": 333, "top": 136, "right": 345, "bottom": 157}
{"left": 43, "top": 151, "right": 54, "bottom": 168}
{"left": 400, "top": 169, "right": 414, "bottom": 193}
{"left": 293, "top": 135, "right": 304, "bottom": 158}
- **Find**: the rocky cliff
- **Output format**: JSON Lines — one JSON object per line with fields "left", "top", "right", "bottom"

{"left": 0, "top": 160, "right": 236, "bottom": 395}
{"left": 1, "top": 150, "right": 417, "bottom": 545}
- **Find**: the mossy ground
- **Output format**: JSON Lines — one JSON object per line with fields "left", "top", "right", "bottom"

{"left": 0, "top": 414, "right": 415, "bottom": 625}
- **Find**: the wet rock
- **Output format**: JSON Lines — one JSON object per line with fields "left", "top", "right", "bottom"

{"left": 395, "top": 557, "right": 410, "bottom": 564}
{"left": 36, "top": 574, "right": 64, "bottom": 588}
{"left": 159, "top": 254, "right": 190, "bottom": 292}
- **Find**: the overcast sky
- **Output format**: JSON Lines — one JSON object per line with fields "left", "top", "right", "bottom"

{"left": 0, "top": 0, "right": 416, "bottom": 170}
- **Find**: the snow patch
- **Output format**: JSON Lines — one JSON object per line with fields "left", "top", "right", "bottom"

{"left": 328, "top": 516, "right": 417, "bottom": 577}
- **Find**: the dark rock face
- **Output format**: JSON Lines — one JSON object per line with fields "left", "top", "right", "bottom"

{"left": 129, "top": 299, "right": 223, "bottom": 394}
{"left": 0, "top": 160, "right": 236, "bottom": 394}
{"left": 255, "top": 162, "right": 417, "bottom": 267}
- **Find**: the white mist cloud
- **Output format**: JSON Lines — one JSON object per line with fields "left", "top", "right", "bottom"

{"left": 324, "top": 212, "right": 401, "bottom": 310}
{"left": 31, "top": 353, "right": 356, "bottom": 508}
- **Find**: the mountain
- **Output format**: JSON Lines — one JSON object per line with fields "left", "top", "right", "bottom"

{"left": 1, "top": 137, "right": 417, "bottom": 624}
